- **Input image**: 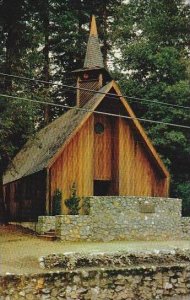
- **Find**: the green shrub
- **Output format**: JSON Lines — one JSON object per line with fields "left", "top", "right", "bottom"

{"left": 65, "top": 183, "right": 80, "bottom": 215}
{"left": 175, "top": 182, "right": 190, "bottom": 216}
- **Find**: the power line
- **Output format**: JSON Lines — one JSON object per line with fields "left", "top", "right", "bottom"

{"left": 0, "top": 72, "right": 190, "bottom": 110}
{"left": 0, "top": 93, "right": 190, "bottom": 130}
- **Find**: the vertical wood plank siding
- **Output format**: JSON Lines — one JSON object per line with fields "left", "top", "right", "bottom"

{"left": 50, "top": 114, "right": 168, "bottom": 214}
{"left": 50, "top": 116, "right": 94, "bottom": 213}
{"left": 119, "top": 118, "right": 168, "bottom": 197}
{"left": 94, "top": 114, "right": 112, "bottom": 180}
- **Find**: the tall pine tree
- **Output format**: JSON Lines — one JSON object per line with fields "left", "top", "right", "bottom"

{"left": 113, "top": 0, "right": 190, "bottom": 214}
{"left": 0, "top": 0, "right": 39, "bottom": 222}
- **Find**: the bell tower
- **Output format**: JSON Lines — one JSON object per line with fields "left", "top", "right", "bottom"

{"left": 73, "top": 15, "right": 111, "bottom": 107}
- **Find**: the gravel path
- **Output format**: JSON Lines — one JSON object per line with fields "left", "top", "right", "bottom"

{"left": 1, "top": 225, "right": 190, "bottom": 275}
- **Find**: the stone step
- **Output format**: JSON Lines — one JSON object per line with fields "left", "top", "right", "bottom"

{"left": 37, "top": 234, "right": 57, "bottom": 241}
{"left": 45, "top": 231, "right": 56, "bottom": 236}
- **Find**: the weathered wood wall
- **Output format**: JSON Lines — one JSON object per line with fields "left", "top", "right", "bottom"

{"left": 3, "top": 171, "right": 46, "bottom": 221}
{"left": 50, "top": 110, "right": 169, "bottom": 214}
{"left": 94, "top": 114, "right": 112, "bottom": 180}
{"left": 50, "top": 116, "right": 94, "bottom": 213}
{"left": 118, "top": 118, "right": 168, "bottom": 197}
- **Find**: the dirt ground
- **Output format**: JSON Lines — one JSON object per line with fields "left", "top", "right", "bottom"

{"left": 1, "top": 224, "right": 190, "bottom": 275}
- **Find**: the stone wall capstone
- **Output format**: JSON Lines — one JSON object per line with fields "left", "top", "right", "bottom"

{"left": 41, "top": 249, "right": 190, "bottom": 270}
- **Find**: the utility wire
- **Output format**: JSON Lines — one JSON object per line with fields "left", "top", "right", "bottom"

{"left": 0, "top": 93, "right": 190, "bottom": 129}
{"left": 0, "top": 72, "right": 190, "bottom": 110}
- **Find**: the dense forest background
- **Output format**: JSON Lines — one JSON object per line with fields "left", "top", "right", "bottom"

{"left": 0, "top": 0, "right": 189, "bottom": 220}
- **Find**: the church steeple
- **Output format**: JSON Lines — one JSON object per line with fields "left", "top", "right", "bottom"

{"left": 73, "top": 15, "right": 111, "bottom": 107}
{"left": 83, "top": 15, "right": 104, "bottom": 69}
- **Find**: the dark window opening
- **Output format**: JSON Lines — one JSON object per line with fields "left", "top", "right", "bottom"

{"left": 94, "top": 180, "right": 111, "bottom": 196}
{"left": 94, "top": 122, "right": 104, "bottom": 134}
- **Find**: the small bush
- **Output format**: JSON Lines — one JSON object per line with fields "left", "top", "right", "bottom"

{"left": 65, "top": 183, "right": 80, "bottom": 215}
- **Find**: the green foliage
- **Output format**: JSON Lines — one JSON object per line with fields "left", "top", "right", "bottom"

{"left": 65, "top": 183, "right": 81, "bottom": 215}
{"left": 174, "top": 182, "right": 190, "bottom": 216}
{"left": 0, "top": 0, "right": 42, "bottom": 175}
{"left": 52, "top": 189, "right": 62, "bottom": 216}
{"left": 82, "top": 197, "right": 91, "bottom": 215}
{"left": 113, "top": 0, "right": 190, "bottom": 213}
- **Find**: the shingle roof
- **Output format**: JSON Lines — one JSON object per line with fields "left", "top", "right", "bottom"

{"left": 3, "top": 79, "right": 169, "bottom": 185}
{"left": 83, "top": 15, "right": 104, "bottom": 69}
{"left": 3, "top": 82, "right": 113, "bottom": 184}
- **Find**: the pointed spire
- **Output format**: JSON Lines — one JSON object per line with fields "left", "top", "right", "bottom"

{"left": 83, "top": 15, "right": 104, "bottom": 69}
{"left": 90, "top": 15, "right": 98, "bottom": 36}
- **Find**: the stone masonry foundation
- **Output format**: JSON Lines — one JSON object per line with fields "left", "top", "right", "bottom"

{"left": 37, "top": 196, "right": 190, "bottom": 241}
{"left": 1, "top": 264, "right": 190, "bottom": 299}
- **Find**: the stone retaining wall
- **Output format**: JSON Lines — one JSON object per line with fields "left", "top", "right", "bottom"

{"left": 55, "top": 215, "right": 91, "bottom": 241}
{"left": 181, "top": 217, "right": 190, "bottom": 239}
{"left": 55, "top": 196, "right": 182, "bottom": 241}
{"left": 36, "top": 197, "right": 190, "bottom": 241}
{"left": 36, "top": 216, "right": 56, "bottom": 234}
{"left": 1, "top": 265, "right": 190, "bottom": 299}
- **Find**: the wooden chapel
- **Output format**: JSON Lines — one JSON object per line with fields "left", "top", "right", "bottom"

{"left": 3, "top": 16, "right": 169, "bottom": 221}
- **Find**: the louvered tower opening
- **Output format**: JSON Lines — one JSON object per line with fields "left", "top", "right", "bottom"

{"left": 77, "top": 70, "right": 103, "bottom": 107}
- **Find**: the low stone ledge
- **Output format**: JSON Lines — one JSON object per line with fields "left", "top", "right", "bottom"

{"left": 40, "top": 249, "right": 190, "bottom": 270}
{"left": 56, "top": 215, "right": 92, "bottom": 241}
{"left": 1, "top": 264, "right": 190, "bottom": 299}
{"left": 9, "top": 222, "right": 37, "bottom": 232}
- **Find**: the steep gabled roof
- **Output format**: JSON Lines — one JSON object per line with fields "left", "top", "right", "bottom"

{"left": 3, "top": 82, "right": 113, "bottom": 184}
{"left": 3, "top": 80, "right": 169, "bottom": 185}
{"left": 83, "top": 15, "right": 104, "bottom": 69}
